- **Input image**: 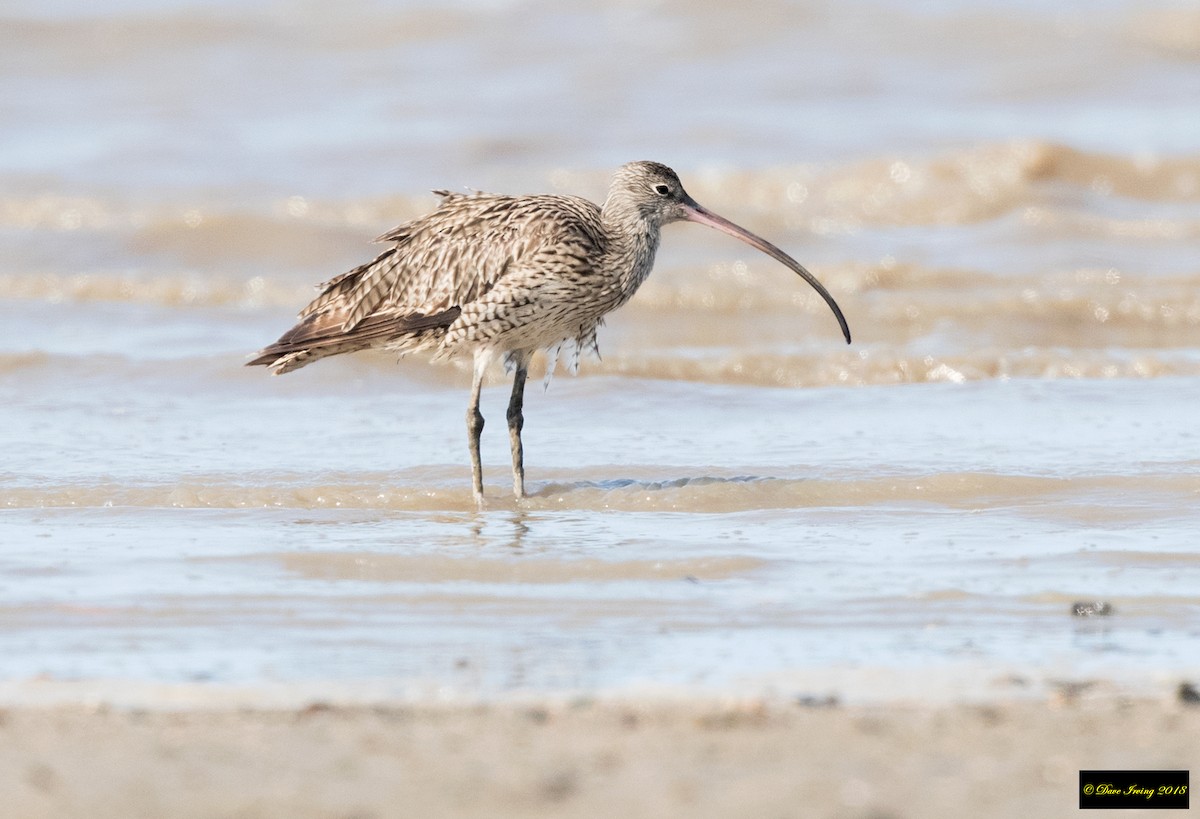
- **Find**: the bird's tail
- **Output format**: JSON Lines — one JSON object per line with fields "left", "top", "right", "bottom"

{"left": 246, "top": 307, "right": 463, "bottom": 375}
{"left": 246, "top": 346, "right": 322, "bottom": 375}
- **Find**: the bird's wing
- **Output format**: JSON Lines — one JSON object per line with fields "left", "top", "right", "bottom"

{"left": 298, "top": 192, "right": 604, "bottom": 334}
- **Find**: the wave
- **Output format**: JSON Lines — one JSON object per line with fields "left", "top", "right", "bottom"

{"left": 251, "top": 551, "right": 768, "bottom": 584}
{"left": 0, "top": 351, "right": 51, "bottom": 374}
{"left": 0, "top": 5, "right": 493, "bottom": 66}
{"left": 3, "top": 343, "right": 1198, "bottom": 391}
{"left": 685, "top": 142, "right": 1200, "bottom": 234}
{"left": 5, "top": 262, "right": 1200, "bottom": 351}
{"left": 0, "top": 271, "right": 310, "bottom": 309}
{"left": 4, "top": 471, "right": 1197, "bottom": 514}
{"left": 3, "top": 144, "right": 1197, "bottom": 238}
{"left": 545, "top": 143, "right": 1200, "bottom": 235}
{"left": 632, "top": 264, "right": 1200, "bottom": 325}
{"left": 1129, "top": 7, "right": 1200, "bottom": 60}
{"left": 596, "top": 348, "right": 1200, "bottom": 388}
{"left": 13, "top": 2, "right": 1200, "bottom": 70}
{"left": 4, "top": 344, "right": 1198, "bottom": 390}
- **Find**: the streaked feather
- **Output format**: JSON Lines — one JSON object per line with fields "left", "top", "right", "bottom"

{"left": 251, "top": 189, "right": 612, "bottom": 374}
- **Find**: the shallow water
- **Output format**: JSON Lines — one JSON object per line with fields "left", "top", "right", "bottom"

{"left": 1, "top": 0, "right": 1198, "bottom": 703}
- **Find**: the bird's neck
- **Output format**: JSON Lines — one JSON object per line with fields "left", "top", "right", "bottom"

{"left": 600, "top": 199, "right": 662, "bottom": 302}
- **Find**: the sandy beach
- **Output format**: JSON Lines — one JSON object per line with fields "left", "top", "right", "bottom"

{"left": 2, "top": 690, "right": 1197, "bottom": 819}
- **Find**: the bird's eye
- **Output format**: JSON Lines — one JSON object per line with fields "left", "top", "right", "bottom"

{"left": 653, "top": 183, "right": 671, "bottom": 196}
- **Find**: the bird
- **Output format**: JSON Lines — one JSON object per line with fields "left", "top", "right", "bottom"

{"left": 248, "top": 161, "right": 851, "bottom": 507}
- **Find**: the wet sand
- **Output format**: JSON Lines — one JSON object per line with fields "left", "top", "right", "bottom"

{"left": 3, "top": 693, "right": 1197, "bottom": 819}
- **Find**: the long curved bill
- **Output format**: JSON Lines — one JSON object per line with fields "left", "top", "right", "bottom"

{"left": 681, "top": 197, "right": 851, "bottom": 344}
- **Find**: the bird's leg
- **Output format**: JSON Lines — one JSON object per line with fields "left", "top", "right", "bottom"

{"left": 506, "top": 360, "right": 529, "bottom": 499}
{"left": 467, "top": 354, "right": 488, "bottom": 509}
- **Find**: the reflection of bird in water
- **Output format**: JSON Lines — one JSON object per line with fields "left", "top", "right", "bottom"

{"left": 249, "top": 161, "right": 851, "bottom": 507}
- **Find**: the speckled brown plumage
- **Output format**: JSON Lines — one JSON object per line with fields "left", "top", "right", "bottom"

{"left": 249, "top": 161, "right": 850, "bottom": 507}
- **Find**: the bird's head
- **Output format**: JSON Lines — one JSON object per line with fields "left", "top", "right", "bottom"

{"left": 605, "top": 161, "right": 852, "bottom": 344}
{"left": 607, "top": 161, "right": 693, "bottom": 226}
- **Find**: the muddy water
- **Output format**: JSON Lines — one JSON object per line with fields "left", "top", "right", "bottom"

{"left": 1, "top": 0, "right": 1198, "bottom": 702}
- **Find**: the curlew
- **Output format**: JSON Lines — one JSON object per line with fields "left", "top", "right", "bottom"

{"left": 249, "top": 161, "right": 851, "bottom": 506}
